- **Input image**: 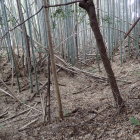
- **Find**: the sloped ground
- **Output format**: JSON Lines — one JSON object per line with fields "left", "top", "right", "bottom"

{"left": 0, "top": 55, "right": 140, "bottom": 140}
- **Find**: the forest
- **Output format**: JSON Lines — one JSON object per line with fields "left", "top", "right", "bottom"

{"left": 0, "top": 0, "right": 140, "bottom": 139}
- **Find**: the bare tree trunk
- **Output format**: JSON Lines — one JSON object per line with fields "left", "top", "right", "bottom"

{"left": 43, "top": 0, "right": 63, "bottom": 120}
{"left": 75, "top": 3, "right": 79, "bottom": 61}
{"left": 79, "top": 0, "right": 124, "bottom": 109}
{"left": 47, "top": 54, "right": 51, "bottom": 122}
{"left": 16, "top": 0, "right": 33, "bottom": 93}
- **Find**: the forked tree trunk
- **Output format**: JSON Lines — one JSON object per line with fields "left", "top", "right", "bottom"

{"left": 79, "top": 0, "right": 124, "bottom": 108}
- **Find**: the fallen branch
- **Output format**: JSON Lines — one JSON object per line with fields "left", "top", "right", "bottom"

{"left": 0, "top": 79, "right": 41, "bottom": 113}
{"left": 72, "top": 86, "right": 91, "bottom": 95}
{"left": 0, "top": 112, "right": 8, "bottom": 119}
{"left": 18, "top": 118, "right": 38, "bottom": 131}
{"left": 70, "top": 66, "right": 132, "bottom": 84}
{"left": 30, "top": 79, "right": 66, "bottom": 101}
{"left": 0, "top": 108, "right": 30, "bottom": 123}
{"left": 26, "top": 103, "right": 38, "bottom": 117}
{"left": 56, "top": 62, "right": 131, "bottom": 84}
{"left": 64, "top": 108, "right": 80, "bottom": 117}
{"left": 56, "top": 64, "right": 77, "bottom": 75}
{"left": 0, "top": 79, "right": 20, "bottom": 101}
{"left": 55, "top": 55, "right": 71, "bottom": 67}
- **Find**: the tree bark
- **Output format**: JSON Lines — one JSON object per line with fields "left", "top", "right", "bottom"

{"left": 79, "top": 0, "right": 124, "bottom": 108}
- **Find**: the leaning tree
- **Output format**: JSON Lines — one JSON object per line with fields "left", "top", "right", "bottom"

{"left": 79, "top": 0, "right": 124, "bottom": 110}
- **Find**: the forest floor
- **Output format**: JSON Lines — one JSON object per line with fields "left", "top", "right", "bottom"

{"left": 0, "top": 54, "right": 140, "bottom": 140}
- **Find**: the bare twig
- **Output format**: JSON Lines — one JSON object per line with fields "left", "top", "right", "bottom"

{"left": 26, "top": 102, "right": 38, "bottom": 117}
{"left": 0, "top": 109, "right": 30, "bottom": 123}
{"left": 0, "top": 112, "right": 8, "bottom": 119}
{"left": 72, "top": 86, "right": 91, "bottom": 95}
{"left": 18, "top": 118, "right": 38, "bottom": 131}
{"left": 0, "top": 79, "right": 41, "bottom": 113}
{"left": 0, "top": 79, "right": 20, "bottom": 101}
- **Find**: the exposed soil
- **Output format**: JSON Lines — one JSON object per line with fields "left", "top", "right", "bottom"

{"left": 0, "top": 54, "right": 140, "bottom": 140}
